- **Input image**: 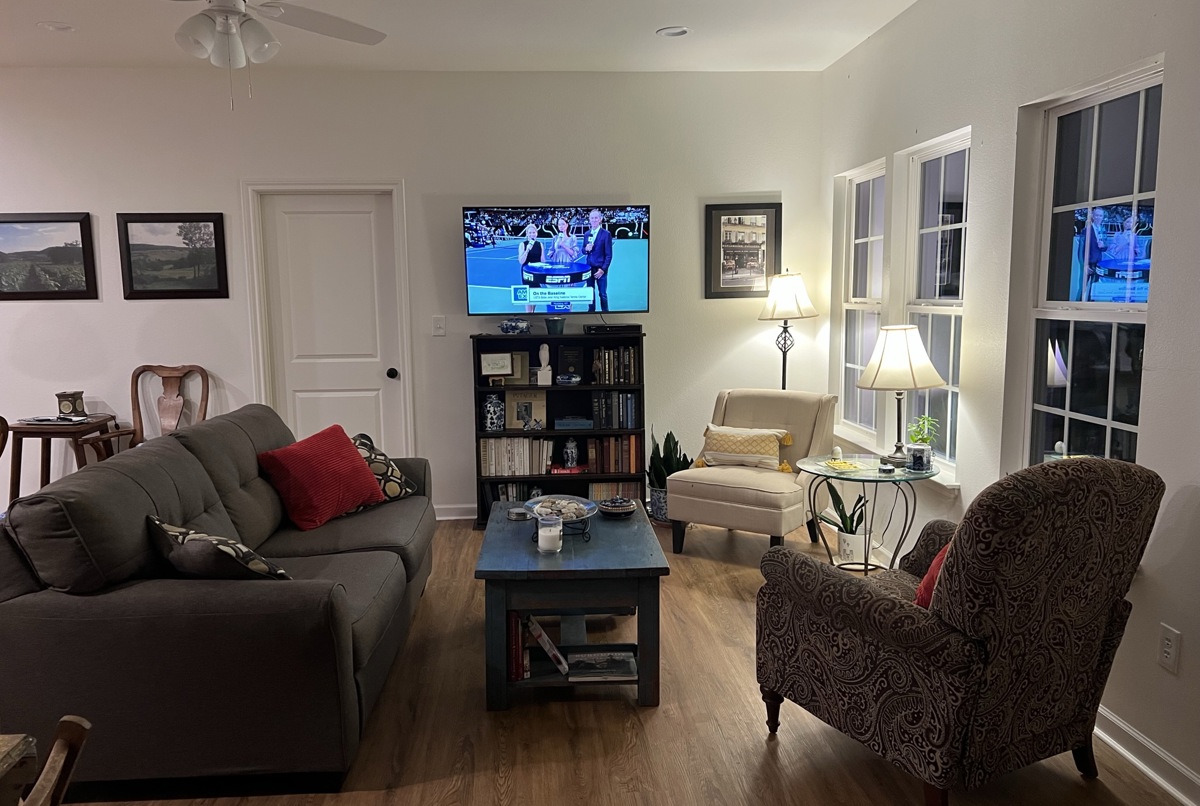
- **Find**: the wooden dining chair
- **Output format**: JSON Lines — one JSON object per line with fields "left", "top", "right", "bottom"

{"left": 19, "top": 716, "right": 91, "bottom": 806}
{"left": 80, "top": 364, "right": 210, "bottom": 458}
{"left": 0, "top": 416, "right": 9, "bottom": 463}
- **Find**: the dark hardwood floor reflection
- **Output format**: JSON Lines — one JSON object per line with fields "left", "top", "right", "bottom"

{"left": 86, "top": 520, "right": 1176, "bottom": 806}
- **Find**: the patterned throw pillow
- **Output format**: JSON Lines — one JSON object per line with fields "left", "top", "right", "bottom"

{"left": 257, "top": 424, "right": 385, "bottom": 530}
{"left": 695, "top": 424, "right": 794, "bottom": 472}
{"left": 345, "top": 433, "right": 418, "bottom": 515}
{"left": 148, "top": 516, "right": 291, "bottom": 580}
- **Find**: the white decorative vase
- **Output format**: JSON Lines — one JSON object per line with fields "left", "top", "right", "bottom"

{"left": 837, "top": 530, "right": 869, "bottom": 564}
{"left": 648, "top": 487, "right": 668, "bottom": 522}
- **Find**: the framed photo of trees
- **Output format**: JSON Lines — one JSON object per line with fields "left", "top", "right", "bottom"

{"left": 0, "top": 212, "right": 98, "bottom": 300}
{"left": 117, "top": 213, "right": 228, "bottom": 300}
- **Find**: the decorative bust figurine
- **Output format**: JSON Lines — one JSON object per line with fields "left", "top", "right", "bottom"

{"left": 539, "top": 343, "right": 550, "bottom": 369}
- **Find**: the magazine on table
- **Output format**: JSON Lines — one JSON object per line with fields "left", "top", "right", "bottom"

{"left": 566, "top": 650, "right": 637, "bottom": 682}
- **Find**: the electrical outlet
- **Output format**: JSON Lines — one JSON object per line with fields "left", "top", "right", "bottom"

{"left": 1159, "top": 623, "right": 1181, "bottom": 674}
{"left": 432, "top": 315, "right": 446, "bottom": 337}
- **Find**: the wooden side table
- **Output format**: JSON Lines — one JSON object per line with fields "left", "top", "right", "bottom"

{"left": 8, "top": 414, "right": 116, "bottom": 501}
{"left": 0, "top": 734, "right": 36, "bottom": 806}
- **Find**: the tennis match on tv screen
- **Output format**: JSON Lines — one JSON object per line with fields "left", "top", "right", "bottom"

{"left": 463, "top": 205, "right": 650, "bottom": 315}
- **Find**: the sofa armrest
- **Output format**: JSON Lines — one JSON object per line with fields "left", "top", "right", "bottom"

{"left": 759, "top": 546, "right": 979, "bottom": 670}
{"left": 898, "top": 518, "right": 958, "bottom": 577}
{"left": 0, "top": 578, "right": 358, "bottom": 781}
{"left": 392, "top": 457, "right": 431, "bottom": 499}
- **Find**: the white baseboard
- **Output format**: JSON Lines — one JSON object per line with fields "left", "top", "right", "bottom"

{"left": 434, "top": 503, "right": 476, "bottom": 521}
{"left": 1095, "top": 706, "right": 1199, "bottom": 806}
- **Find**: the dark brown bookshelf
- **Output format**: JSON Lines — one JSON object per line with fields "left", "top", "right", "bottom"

{"left": 471, "top": 331, "right": 646, "bottom": 527}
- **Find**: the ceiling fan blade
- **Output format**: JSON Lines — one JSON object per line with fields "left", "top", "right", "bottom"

{"left": 251, "top": 2, "right": 386, "bottom": 45}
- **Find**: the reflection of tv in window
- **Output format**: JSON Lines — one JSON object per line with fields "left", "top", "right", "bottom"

{"left": 1076, "top": 203, "right": 1153, "bottom": 304}
{"left": 464, "top": 205, "right": 649, "bottom": 315}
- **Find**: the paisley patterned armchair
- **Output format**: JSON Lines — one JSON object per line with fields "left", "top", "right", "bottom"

{"left": 756, "top": 458, "right": 1164, "bottom": 805}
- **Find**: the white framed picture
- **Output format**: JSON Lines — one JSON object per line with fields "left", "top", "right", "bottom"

{"left": 480, "top": 352, "right": 514, "bottom": 376}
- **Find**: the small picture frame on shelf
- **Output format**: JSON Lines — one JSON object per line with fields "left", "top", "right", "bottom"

{"left": 502, "top": 352, "right": 529, "bottom": 385}
{"left": 480, "top": 352, "right": 514, "bottom": 376}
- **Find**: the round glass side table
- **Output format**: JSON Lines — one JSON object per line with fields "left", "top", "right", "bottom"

{"left": 796, "top": 454, "right": 939, "bottom": 575}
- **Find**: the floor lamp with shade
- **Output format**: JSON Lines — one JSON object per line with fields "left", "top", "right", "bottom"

{"left": 856, "top": 324, "right": 946, "bottom": 466}
{"left": 758, "top": 269, "right": 818, "bottom": 390}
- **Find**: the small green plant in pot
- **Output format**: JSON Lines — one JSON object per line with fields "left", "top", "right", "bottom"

{"left": 818, "top": 484, "right": 866, "bottom": 564}
{"left": 646, "top": 430, "right": 691, "bottom": 522}
{"left": 906, "top": 415, "right": 938, "bottom": 471}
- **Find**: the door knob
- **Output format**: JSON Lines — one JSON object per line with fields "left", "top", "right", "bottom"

{"left": 386, "top": 368, "right": 399, "bottom": 379}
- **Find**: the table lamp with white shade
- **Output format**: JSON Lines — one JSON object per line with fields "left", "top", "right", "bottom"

{"left": 856, "top": 324, "right": 946, "bottom": 466}
{"left": 758, "top": 269, "right": 818, "bottom": 389}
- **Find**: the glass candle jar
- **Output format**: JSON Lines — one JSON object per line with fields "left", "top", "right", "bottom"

{"left": 537, "top": 515, "right": 563, "bottom": 553}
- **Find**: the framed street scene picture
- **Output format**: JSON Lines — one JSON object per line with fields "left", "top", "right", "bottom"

{"left": 0, "top": 212, "right": 97, "bottom": 300}
{"left": 703, "top": 202, "right": 782, "bottom": 299}
{"left": 118, "top": 213, "right": 229, "bottom": 300}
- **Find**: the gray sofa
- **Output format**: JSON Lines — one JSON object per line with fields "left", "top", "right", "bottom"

{"left": 0, "top": 404, "right": 435, "bottom": 782}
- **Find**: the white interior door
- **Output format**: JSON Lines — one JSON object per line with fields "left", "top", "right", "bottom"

{"left": 260, "top": 192, "right": 411, "bottom": 450}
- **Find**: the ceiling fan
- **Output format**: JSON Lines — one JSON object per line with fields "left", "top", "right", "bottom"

{"left": 172, "top": 0, "right": 386, "bottom": 68}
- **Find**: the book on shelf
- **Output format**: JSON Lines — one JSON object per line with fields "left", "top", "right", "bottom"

{"left": 524, "top": 615, "right": 569, "bottom": 675}
{"left": 566, "top": 650, "right": 638, "bottom": 682}
{"left": 557, "top": 345, "right": 588, "bottom": 377}
{"left": 548, "top": 464, "right": 588, "bottom": 474}
{"left": 554, "top": 416, "right": 593, "bottom": 430}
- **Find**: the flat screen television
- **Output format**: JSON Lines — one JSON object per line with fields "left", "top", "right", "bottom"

{"left": 463, "top": 205, "right": 649, "bottom": 315}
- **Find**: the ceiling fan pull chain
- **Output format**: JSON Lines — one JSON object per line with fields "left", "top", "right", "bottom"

{"left": 247, "top": 58, "right": 254, "bottom": 100}
{"left": 228, "top": 55, "right": 235, "bottom": 111}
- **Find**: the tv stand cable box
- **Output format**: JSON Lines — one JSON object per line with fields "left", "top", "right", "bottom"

{"left": 584, "top": 324, "right": 642, "bottom": 335}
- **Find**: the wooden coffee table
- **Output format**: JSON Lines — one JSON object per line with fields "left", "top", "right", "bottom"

{"left": 474, "top": 501, "right": 670, "bottom": 710}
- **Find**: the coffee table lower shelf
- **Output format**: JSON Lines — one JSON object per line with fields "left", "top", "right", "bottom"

{"left": 512, "top": 642, "right": 639, "bottom": 688}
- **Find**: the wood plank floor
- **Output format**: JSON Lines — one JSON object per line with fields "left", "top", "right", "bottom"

{"left": 92, "top": 520, "right": 1177, "bottom": 806}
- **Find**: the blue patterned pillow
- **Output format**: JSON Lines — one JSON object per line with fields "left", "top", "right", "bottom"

{"left": 345, "top": 433, "right": 417, "bottom": 514}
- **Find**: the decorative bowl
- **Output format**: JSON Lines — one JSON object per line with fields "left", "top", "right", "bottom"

{"left": 556, "top": 373, "right": 582, "bottom": 386}
{"left": 499, "top": 317, "right": 531, "bottom": 334}
{"left": 524, "top": 494, "right": 598, "bottom": 523}
{"left": 597, "top": 496, "right": 638, "bottom": 519}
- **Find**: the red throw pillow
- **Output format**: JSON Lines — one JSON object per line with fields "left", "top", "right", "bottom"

{"left": 258, "top": 424, "right": 384, "bottom": 530}
{"left": 915, "top": 543, "right": 952, "bottom": 608}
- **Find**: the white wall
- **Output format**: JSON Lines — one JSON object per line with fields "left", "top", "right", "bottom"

{"left": 820, "top": 0, "right": 1200, "bottom": 796}
{"left": 0, "top": 68, "right": 826, "bottom": 517}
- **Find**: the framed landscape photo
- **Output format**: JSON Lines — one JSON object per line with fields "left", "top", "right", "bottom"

{"left": 0, "top": 212, "right": 97, "bottom": 301}
{"left": 118, "top": 213, "right": 228, "bottom": 300}
{"left": 703, "top": 202, "right": 782, "bottom": 299}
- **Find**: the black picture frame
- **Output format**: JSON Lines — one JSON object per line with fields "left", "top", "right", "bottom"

{"left": 703, "top": 202, "right": 782, "bottom": 299}
{"left": 0, "top": 212, "right": 98, "bottom": 301}
{"left": 118, "top": 213, "right": 228, "bottom": 300}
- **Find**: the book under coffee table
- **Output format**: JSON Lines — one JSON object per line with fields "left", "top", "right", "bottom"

{"left": 474, "top": 501, "right": 670, "bottom": 710}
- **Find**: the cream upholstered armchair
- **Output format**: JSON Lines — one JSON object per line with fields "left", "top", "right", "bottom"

{"left": 666, "top": 389, "right": 836, "bottom": 554}
{"left": 756, "top": 458, "right": 1165, "bottom": 805}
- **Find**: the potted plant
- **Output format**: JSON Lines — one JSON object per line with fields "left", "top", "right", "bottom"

{"left": 646, "top": 430, "right": 691, "bottom": 522}
{"left": 906, "top": 415, "right": 938, "bottom": 471}
{"left": 818, "top": 483, "right": 867, "bottom": 564}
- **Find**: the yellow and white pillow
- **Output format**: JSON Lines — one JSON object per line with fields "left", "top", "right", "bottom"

{"left": 695, "top": 424, "right": 794, "bottom": 472}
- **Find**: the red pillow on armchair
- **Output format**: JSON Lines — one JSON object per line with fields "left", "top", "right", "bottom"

{"left": 914, "top": 542, "right": 952, "bottom": 608}
{"left": 257, "top": 424, "right": 383, "bottom": 530}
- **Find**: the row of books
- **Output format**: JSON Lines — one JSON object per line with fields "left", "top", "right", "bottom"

{"left": 586, "top": 434, "right": 641, "bottom": 474}
{"left": 479, "top": 437, "right": 553, "bottom": 477}
{"left": 591, "top": 391, "right": 639, "bottom": 429}
{"left": 509, "top": 613, "right": 638, "bottom": 682}
{"left": 587, "top": 482, "right": 642, "bottom": 500}
{"left": 493, "top": 483, "right": 531, "bottom": 502}
{"left": 592, "top": 347, "right": 639, "bottom": 385}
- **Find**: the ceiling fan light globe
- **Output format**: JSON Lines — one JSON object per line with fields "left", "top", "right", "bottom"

{"left": 240, "top": 17, "right": 281, "bottom": 63}
{"left": 209, "top": 31, "right": 247, "bottom": 68}
{"left": 175, "top": 13, "right": 216, "bottom": 59}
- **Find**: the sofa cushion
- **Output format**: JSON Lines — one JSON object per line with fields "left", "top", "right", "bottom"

{"left": 271, "top": 551, "right": 407, "bottom": 671}
{"left": 0, "top": 517, "right": 41, "bottom": 603}
{"left": 149, "top": 516, "right": 291, "bottom": 581}
{"left": 258, "top": 425, "right": 384, "bottom": 530}
{"left": 171, "top": 404, "right": 295, "bottom": 550}
{"left": 6, "top": 437, "right": 237, "bottom": 594}
{"left": 256, "top": 495, "right": 435, "bottom": 582}
{"left": 667, "top": 465, "right": 806, "bottom": 509}
{"left": 346, "top": 434, "right": 417, "bottom": 514}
